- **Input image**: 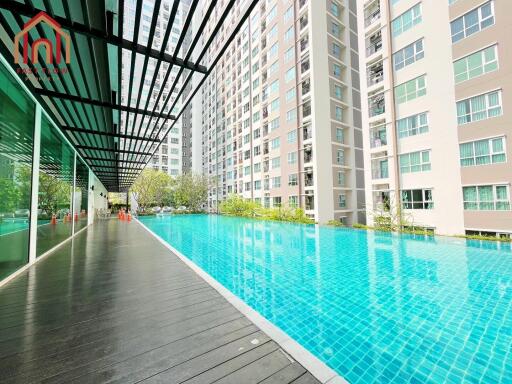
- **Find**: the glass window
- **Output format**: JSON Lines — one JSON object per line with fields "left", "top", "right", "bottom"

{"left": 451, "top": 1, "right": 495, "bottom": 43}
{"left": 394, "top": 75, "right": 426, "bottom": 104}
{"left": 0, "top": 64, "right": 35, "bottom": 279}
{"left": 453, "top": 45, "right": 498, "bottom": 83}
{"left": 74, "top": 158, "right": 89, "bottom": 233}
{"left": 456, "top": 90, "right": 502, "bottom": 124}
{"left": 37, "top": 115, "right": 75, "bottom": 256}
{"left": 392, "top": 4, "right": 422, "bottom": 37}
{"left": 287, "top": 130, "right": 297, "bottom": 143}
{"left": 401, "top": 189, "right": 434, "bottom": 209}
{"left": 397, "top": 112, "right": 429, "bottom": 138}
{"left": 288, "top": 174, "right": 298, "bottom": 186}
{"left": 399, "top": 150, "right": 431, "bottom": 173}
{"left": 463, "top": 185, "right": 510, "bottom": 210}
{"left": 459, "top": 137, "right": 506, "bottom": 166}
{"left": 393, "top": 39, "right": 424, "bottom": 71}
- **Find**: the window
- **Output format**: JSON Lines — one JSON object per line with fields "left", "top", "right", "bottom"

{"left": 254, "top": 145, "right": 261, "bottom": 156}
{"left": 456, "top": 90, "right": 502, "bottom": 124}
{"left": 273, "top": 197, "right": 282, "bottom": 207}
{"left": 269, "top": 61, "right": 279, "bottom": 75}
{"left": 459, "top": 137, "right": 506, "bottom": 166}
{"left": 253, "top": 111, "right": 260, "bottom": 122}
{"left": 335, "top": 128, "right": 344, "bottom": 143}
{"left": 333, "top": 63, "right": 342, "bottom": 77}
{"left": 286, "top": 88, "right": 296, "bottom": 102}
{"left": 244, "top": 165, "right": 251, "bottom": 176}
{"left": 286, "top": 108, "right": 297, "bottom": 122}
{"left": 285, "top": 26, "right": 294, "bottom": 41}
{"left": 271, "top": 137, "right": 280, "bottom": 149}
{"left": 450, "top": 1, "right": 495, "bottom": 43}
{"left": 289, "top": 174, "right": 298, "bottom": 186}
{"left": 267, "top": 5, "right": 277, "bottom": 23}
{"left": 285, "top": 68, "right": 296, "bottom": 83}
{"left": 399, "top": 150, "right": 431, "bottom": 173}
{"left": 272, "top": 156, "right": 281, "bottom": 169}
{"left": 401, "top": 189, "right": 434, "bottom": 209}
{"left": 289, "top": 196, "right": 298, "bottom": 208}
{"left": 254, "top": 128, "right": 261, "bottom": 139}
{"left": 453, "top": 45, "right": 498, "bottom": 84}
{"left": 336, "top": 149, "right": 344, "bottom": 165}
{"left": 288, "top": 151, "right": 298, "bottom": 164}
{"left": 334, "top": 106, "right": 343, "bottom": 121}
{"left": 254, "top": 180, "right": 261, "bottom": 190}
{"left": 392, "top": 4, "right": 422, "bottom": 37}
{"left": 254, "top": 162, "right": 261, "bottom": 172}
{"left": 245, "top": 182, "right": 251, "bottom": 191}
{"left": 397, "top": 112, "right": 428, "bottom": 138}
{"left": 463, "top": 185, "right": 509, "bottom": 210}
{"left": 268, "top": 43, "right": 278, "bottom": 59}
{"left": 332, "top": 43, "right": 341, "bottom": 58}
{"left": 285, "top": 47, "right": 295, "bottom": 63}
{"left": 270, "top": 117, "right": 280, "bottom": 130}
{"left": 394, "top": 75, "right": 426, "bottom": 104}
{"left": 334, "top": 84, "right": 343, "bottom": 100}
{"left": 337, "top": 171, "right": 345, "bottom": 186}
{"left": 393, "top": 39, "right": 424, "bottom": 71}
{"left": 272, "top": 176, "right": 281, "bottom": 188}
{"left": 330, "top": 1, "right": 339, "bottom": 17}
{"left": 331, "top": 22, "right": 340, "bottom": 37}
{"left": 270, "top": 98, "right": 280, "bottom": 112}
{"left": 284, "top": 6, "right": 293, "bottom": 23}
{"left": 338, "top": 194, "right": 346, "bottom": 209}
{"left": 287, "top": 130, "right": 297, "bottom": 143}
{"left": 268, "top": 24, "right": 278, "bottom": 40}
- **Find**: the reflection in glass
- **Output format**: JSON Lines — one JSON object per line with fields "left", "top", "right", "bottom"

{"left": 0, "top": 64, "right": 35, "bottom": 279}
{"left": 74, "top": 157, "right": 89, "bottom": 233}
{"left": 36, "top": 115, "right": 74, "bottom": 256}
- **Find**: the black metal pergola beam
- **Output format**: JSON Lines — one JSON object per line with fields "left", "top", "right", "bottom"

{"left": 76, "top": 145, "right": 150, "bottom": 155}
{"left": 83, "top": 156, "right": 147, "bottom": 164}
{"left": 0, "top": 0, "right": 207, "bottom": 73}
{"left": 62, "top": 126, "right": 159, "bottom": 142}
{"left": 34, "top": 89, "right": 176, "bottom": 120}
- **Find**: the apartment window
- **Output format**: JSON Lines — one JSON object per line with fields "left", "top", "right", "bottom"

{"left": 245, "top": 182, "right": 251, "bottom": 191}
{"left": 331, "top": 22, "right": 340, "bottom": 38}
{"left": 334, "top": 106, "right": 343, "bottom": 121}
{"left": 402, "top": 189, "right": 434, "bottom": 209}
{"left": 253, "top": 78, "right": 260, "bottom": 89}
{"left": 244, "top": 165, "right": 251, "bottom": 176}
{"left": 253, "top": 111, "right": 260, "bottom": 122}
{"left": 336, "top": 149, "right": 344, "bottom": 165}
{"left": 254, "top": 162, "right": 261, "bottom": 172}
{"left": 332, "top": 43, "right": 341, "bottom": 59}
{"left": 287, "top": 108, "right": 297, "bottom": 122}
{"left": 288, "top": 173, "right": 298, "bottom": 186}
{"left": 254, "top": 180, "right": 261, "bottom": 190}
{"left": 252, "top": 63, "right": 259, "bottom": 74}
{"left": 285, "top": 47, "right": 295, "bottom": 63}
{"left": 269, "top": 61, "right": 279, "bottom": 75}
{"left": 393, "top": 39, "right": 424, "bottom": 71}
{"left": 286, "top": 88, "right": 296, "bottom": 102}
{"left": 333, "top": 63, "right": 342, "bottom": 77}
{"left": 271, "top": 137, "right": 280, "bottom": 150}
{"left": 254, "top": 129, "right": 261, "bottom": 139}
{"left": 330, "top": 1, "right": 340, "bottom": 17}
{"left": 267, "top": 5, "right": 277, "bottom": 23}
{"left": 337, "top": 171, "right": 345, "bottom": 186}
{"left": 285, "top": 68, "right": 296, "bottom": 83}
{"left": 287, "top": 130, "right": 297, "bottom": 143}
{"left": 272, "top": 176, "right": 281, "bottom": 188}
{"left": 392, "top": 4, "right": 422, "bottom": 37}
{"left": 284, "top": 26, "right": 294, "bottom": 41}
{"left": 450, "top": 1, "right": 494, "bottom": 43}
{"left": 399, "top": 150, "right": 431, "bottom": 173}
{"left": 397, "top": 112, "right": 428, "bottom": 138}
{"left": 463, "top": 185, "right": 509, "bottom": 210}
{"left": 270, "top": 98, "right": 280, "bottom": 112}
{"left": 453, "top": 45, "right": 498, "bottom": 84}
{"left": 244, "top": 150, "right": 251, "bottom": 160}
{"left": 394, "top": 75, "right": 426, "bottom": 104}
{"left": 272, "top": 156, "right": 281, "bottom": 169}
{"left": 270, "top": 117, "right": 280, "bottom": 130}
{"left": 273, "top": 197, "right": 282, "bottom": 207}
{"left": 289, "top": 196, "right": 298, "bottom": 208}
{"left": 268, "top": 25, "right": 278, "bottom": 40}
{"left": 254, "top": 145, "right": 261, "bottom": 156}
{"left": 459, "top": 137, "right": 506, "bottom": 166}
{"left": 338, "top": 194, "right": 347, "bottom": 209}
{"left": 288, "top": 151, "right": 298, "bottom": 164}
{"left": 269, "top": 80, "right": 279, "bottom": 94}
{"left": 334, "top": 85, "right": 343, "bottom": 100}
{"left": 456, "top": 90, "right": 502, "bottom": 124}
{"left": 284, "top": 6, "right": 293, "bottom": 23}
{"left": 335, "top": 128, "right": 344, "bottom": 143}
{"left": 269, "top": 43, "right": 279, "bottom": 59}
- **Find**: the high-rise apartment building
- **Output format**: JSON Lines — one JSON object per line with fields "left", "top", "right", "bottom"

{"left": 358, "top": 0, "right": 511, "bottom": 236}
{"left": 121, "top": 0, "right": 189, "bottom": 177}
{"left": 198, "top": 0, "right": 365, "bottom": 224}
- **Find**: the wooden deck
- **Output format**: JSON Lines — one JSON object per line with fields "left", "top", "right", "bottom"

{"left": 0, "top": 219, "right": 321, "bottom": 384}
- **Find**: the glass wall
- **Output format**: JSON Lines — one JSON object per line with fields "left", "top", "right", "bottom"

{"left": 74, "top": 158, "right": 89, "bottom": 233}
{"left": 36, "top": 115, "right": 75, "bottom": 257}
{"left": 0, "top": 63, "right": 35, "bottom": 280}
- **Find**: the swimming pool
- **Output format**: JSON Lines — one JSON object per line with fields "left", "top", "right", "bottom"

{"left": 140, "top": 214, "right": 512, "bottom": 384}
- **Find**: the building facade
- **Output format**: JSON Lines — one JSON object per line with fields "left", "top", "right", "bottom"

{"left": 199, "top": 0, "right": 365, "bottom": 224}
{"left": 358, "top": 0, "right": 511, "bottom": 236}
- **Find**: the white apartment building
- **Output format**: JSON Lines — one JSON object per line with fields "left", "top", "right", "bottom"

{"left": 121, "top": 0, "right": 188, "bottom": 177}
{"left": 199, "top": 0, "right": 365, "bottom": 224}
{"left": 358, "top": 0, "right": 512, "bottom": 236}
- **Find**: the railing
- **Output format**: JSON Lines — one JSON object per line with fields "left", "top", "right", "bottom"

{"left": 364, "top": 7, "right": 381, "bottom": 27}
{"left": 368, "top": 94, "right": 385, "bottom": 117}
{"left": 366, "top": 32, "right": 382, "bottom": 57}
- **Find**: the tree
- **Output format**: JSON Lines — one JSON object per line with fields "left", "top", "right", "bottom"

{"left": 219, "top": 195, "right": 259, "bottom": 217}
{"left": 0, "top": 178, "right": 20, "bottom": 214}
{"left": 130, "top": 168, "right": 172, "bottom": 211}
{"left": 38, "top": 172, "right": 71, "bottom": 216}
{"left": 172, "top": 173, "right": 208, "bottom": 211}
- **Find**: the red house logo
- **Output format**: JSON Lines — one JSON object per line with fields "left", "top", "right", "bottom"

{"left": 14, "top": 11, "right": 71, "bottom": 65}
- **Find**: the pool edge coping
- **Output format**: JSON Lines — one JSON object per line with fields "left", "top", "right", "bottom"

{"left": 136, "top": 218, "right": 348, "bottom": 384}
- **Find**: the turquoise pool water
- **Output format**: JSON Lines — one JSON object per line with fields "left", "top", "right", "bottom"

{"left": 140, "top": 214, "right": 512, "bottom": 384}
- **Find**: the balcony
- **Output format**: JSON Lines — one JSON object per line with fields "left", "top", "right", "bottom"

{"left": 366, "top": 31, "right": 382, "bottom": 57}
{"left": 371, "top": 157, "right": 389, "bottom": 179}
{"left": 368, "top": 93, "right": 385, "bottom": 118}
{"left": 300, "top": 36, "right": 309, "bottom": 53}
{"left": 364, "top": 2, "right": 381, "bottom": 27}
{"left": 303, "top": 124, "right": 312, "bottom": 140}
{"left": 367, "top": 61, "right": 384, "bottom": 87}
{"left": 302, "top": 78, "right": 311, "bottom": 96}
{"left": 302, "top": 101, "right": 311, "bottom": 119}
{"left": 305, "top": 193, "right": 315, "bottom": 210}
{"left": 300, "top": 15, "right": 308, "bottom": 31}
{"left": 301, "top": 58, "right": 310, "bottom": 74}
{"left": 370, "top": 124, "right": 387, "bottom": 148}
{"left": 304, "top": 145, "right": 313, "bottom": 163}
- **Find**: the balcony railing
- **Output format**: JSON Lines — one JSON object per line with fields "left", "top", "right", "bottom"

{"left": 366, "top": 31, "right": 382, "bottom": 57}
{"left": 364, "top": 5, "right": 381, "bottom": 27}
{"left": 368, "top": 93, "right": 385, "bottom": 117}
{"left": 367, "top": 62, "right": 384, "bottom": 86}
{"left": 371, "top": 159, "right": 389, "bottom": 179}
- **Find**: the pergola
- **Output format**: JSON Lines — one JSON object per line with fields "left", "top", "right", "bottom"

{"left": 0, "top": 0, "right": 258, "bottom": 191}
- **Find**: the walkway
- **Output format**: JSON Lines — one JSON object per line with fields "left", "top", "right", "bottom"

{"left": 0, "top": 219, "right": 321, "bottom": 384}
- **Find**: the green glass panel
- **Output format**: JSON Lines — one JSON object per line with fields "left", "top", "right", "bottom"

{"left": 0, "top": 63, "right": 35, "bottom": 280}
{"left": 74, "top": 157, "right": 89, "bottom": 233}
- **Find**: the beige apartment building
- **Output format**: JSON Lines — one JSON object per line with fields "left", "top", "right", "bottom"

{"left": 358, "top": 0, "right": 512, "bottom": 236}
{"left": 199, "top": 0, "right": 365, "bottom": 224}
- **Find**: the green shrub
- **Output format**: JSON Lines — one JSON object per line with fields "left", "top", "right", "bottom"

{"left": 326, "top": 220, "right": 345, "bottom": 227}
{"left": 460, "top": 234, "right": 512, "bottom": 243}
